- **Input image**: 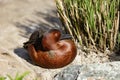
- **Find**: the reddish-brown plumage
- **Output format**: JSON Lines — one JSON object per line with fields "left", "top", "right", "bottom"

{"left": 24, "top": 29, "right": 77, "bottom": 69}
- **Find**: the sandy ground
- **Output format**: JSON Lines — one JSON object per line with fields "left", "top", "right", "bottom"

{"left": 0, "top": 0, "right": 119, "bottom": 80}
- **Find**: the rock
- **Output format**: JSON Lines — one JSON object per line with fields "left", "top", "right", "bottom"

{"left": 54, "top": 62, "right": 120, "bottom": 80}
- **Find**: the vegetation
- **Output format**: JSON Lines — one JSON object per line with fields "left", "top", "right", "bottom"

{"left": 55, "top": 0, "right": 120, "bottom": 52}
{"left": 0, "top": 72, "right": 30, "bottom": 80}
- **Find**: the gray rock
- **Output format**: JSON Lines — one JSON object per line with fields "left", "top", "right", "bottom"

{"left": 54, "top": 62, "right": 120, "bottom": 80}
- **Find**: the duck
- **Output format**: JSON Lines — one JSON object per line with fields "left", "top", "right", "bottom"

{"left": 24, "top": 29, "right": 77, "bottom": 69}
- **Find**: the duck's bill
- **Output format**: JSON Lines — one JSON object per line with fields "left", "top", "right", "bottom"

{"left": 60, "top": 34, "right": 72, "bottom": 40}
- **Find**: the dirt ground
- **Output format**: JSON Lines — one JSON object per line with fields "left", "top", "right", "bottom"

{"left": 0, "top": 0, "right": 119, "bottom": 80}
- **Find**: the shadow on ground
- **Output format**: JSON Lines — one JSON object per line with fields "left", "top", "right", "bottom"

{"left": 14, "top": 9, "right": 63, "bottom": 38}
{"left": 108, "top": 49, "right": 120, "bottom": 61}
{"left": 14, "top": 47, "right": 32, "bottom": 63}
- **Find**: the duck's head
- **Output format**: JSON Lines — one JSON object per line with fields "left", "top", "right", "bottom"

{"left": 42, "top": 29, "right": 72, "bottom": 50}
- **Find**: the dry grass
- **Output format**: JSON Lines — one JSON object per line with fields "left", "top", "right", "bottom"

{"left": 55, "top": 0, "right": 120, "bottom": 52}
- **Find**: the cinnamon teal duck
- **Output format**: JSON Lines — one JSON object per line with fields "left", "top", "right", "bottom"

{"left": 24, "top": 29, "right": 77, "bottom": 69}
